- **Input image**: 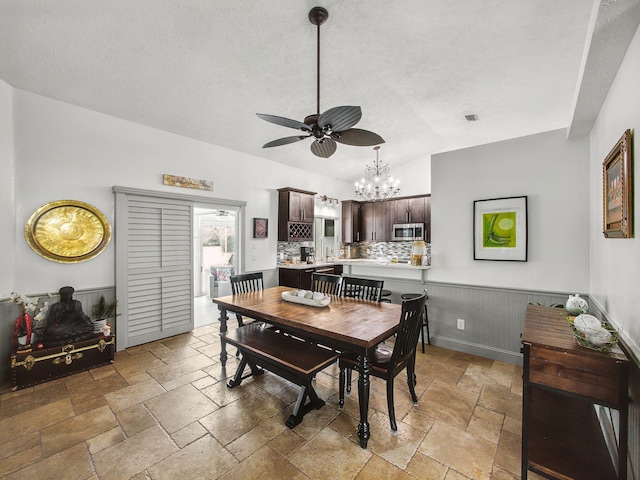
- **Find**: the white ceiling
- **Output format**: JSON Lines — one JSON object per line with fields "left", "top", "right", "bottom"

{"left": 1, "top": 1, "right": 638, "bottom": 181}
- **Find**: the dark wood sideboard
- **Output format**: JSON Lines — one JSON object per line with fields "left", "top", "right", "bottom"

{"left": 521, "top": 305, "right": 629, "bottom": 479}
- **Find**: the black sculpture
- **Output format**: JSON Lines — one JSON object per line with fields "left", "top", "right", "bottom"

{"left": 43, "top": 286, "right": 94, "bottom": 346}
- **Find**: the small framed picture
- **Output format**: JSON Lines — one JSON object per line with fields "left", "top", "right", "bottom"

{"left": 474, "top": 196, "right": 528, "bottom": 261}
{"left": 603, "top": 129, "right": 633, "bottom": 238}
{"left": 253, "top": 218, "right": 268, "bottom": 239}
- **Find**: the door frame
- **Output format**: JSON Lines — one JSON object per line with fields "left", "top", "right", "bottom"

{"left": 113, "top": 186, "right": 246, "bottom": 351}
{"left": 195, "top": 206, "right": 240, "bottom": 297}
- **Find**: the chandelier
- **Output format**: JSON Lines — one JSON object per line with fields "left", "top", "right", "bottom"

{"left": 354, "top": 146, "right": 400, "bottom": 201}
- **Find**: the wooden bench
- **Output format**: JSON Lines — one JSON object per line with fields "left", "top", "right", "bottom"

{"left": 220, "top": 323, "right": 339, "bottom": 428}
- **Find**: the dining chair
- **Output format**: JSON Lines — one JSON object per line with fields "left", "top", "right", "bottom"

{"left": 341, "top": 276, "right": 384, "bottom": 301}
{"left": 230, "top": 272, "right": 264, "bottom": 326}
{"left": 338, "top": 291, "right": 427, "bottom": 432}
{"left": 340, "top": 276, "right": 385, "bottom": 387}
{"left": 400, "top": 289, "right": 430, "bottom": 352}
{"left": 311, "top": 273, "right": 343, "bottom": 295}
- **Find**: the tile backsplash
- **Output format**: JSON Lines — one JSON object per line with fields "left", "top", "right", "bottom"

{"left": 277, "top": 241, "right": 313, "bottom": 262}
{"left": 346, "top": 241, "right": 425, "bottom": 261}
{"left": 276, "top": 241, "right": 430, "bottom": 263}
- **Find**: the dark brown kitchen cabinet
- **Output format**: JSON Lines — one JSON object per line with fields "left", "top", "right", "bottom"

{"left": 361, "top": 201, "right": 390, "bottom": 242}
{"left": 424, "top": 196, "right": 431, "bottom": 243}
{"left": 361, "top": 202, "right": 374, "bottom": 242}
{"left": 342, "top": 194, "right": 430, "bottom": 243}
{"left": 392, "top": 195, "right": 431, "bottom": 242}
{"left": 278, "top": 265, "right": 341, "bottom": 290}
{"left": 278, "top": 267, "right": 316, "bottom": 290}
{"left": 278, "top": 187, "right": 316, "bottom": 241}
{"left": 279, "top": 187, "right": 315, "bottom": 223}
{"left": 341, "top": 200, "right": 362, "bottom": 243}
{"left": 377, "top": 202, "right": 392, "bottom": 242}
{"left": 393, "top": 195, "right": 428, "bottom": 224}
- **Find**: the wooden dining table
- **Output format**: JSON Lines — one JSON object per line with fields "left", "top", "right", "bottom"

{"left": 212, "top": 285, "right": 402, "bottom": 448}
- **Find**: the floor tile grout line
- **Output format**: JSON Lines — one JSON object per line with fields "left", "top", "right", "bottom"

{"left": 1, "top": 329, "right": 523, "bottom": 480}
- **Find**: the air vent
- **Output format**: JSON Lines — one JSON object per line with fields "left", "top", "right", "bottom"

{"left": 465, "top": 114, "right": 479, "bottom": 122}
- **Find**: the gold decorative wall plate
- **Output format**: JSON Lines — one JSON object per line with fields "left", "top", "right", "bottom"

{"left": 25, "top": 200, "right": 112, "bottom": 263}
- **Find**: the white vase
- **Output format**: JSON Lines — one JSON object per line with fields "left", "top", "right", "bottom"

{"left": 565, "top": 294, "right": 588, "bottom": 315}
{"left": 93, "top": 319, "right": 107, "bottom": 334}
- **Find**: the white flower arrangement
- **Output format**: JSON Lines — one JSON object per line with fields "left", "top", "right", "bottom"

{"left": 7, "top": 292, "right": 56, "bottom": 348}
{"left": 7, "top": 291, "right": 55, "bottom": 323}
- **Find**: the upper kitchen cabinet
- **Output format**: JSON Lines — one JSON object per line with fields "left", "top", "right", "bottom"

{"left": 278, "top": 187, "right": 316, "bottom": 241}
{"left": 362, "top": 201, "right": 391, "bottom": 242}
{"left": 279, "top": 187, "right": 315, "bottom": 223}
{"left": 342, "top": 194, "right": 430, "bottom": 244}
{"left": 393, "top": 195, "right": 430, "bottom": 224}
{"left": 341, "top": 200, "right": 362, "bottom": 243}
{"left": 424, "top": 196, "right": 431, "bottom": 243}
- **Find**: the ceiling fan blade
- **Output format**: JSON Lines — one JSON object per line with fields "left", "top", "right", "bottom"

{"left": 256, "top": 113, "right": 312, "bottom": 132}
{"left": 333, "top": 128, "right": 385, "bottom": 147}
{"left": 263, "top": 135, "right": 310, "bottom": 148}
{"left": 310, "top": 138, "right": 337, "bottom": 158}
{"left": 318, "top": 106, "right": 362, "bottom": 132}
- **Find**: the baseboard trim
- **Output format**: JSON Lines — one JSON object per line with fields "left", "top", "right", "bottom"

{"left": 432, "top": 336, "right": 523, "bottom": 366}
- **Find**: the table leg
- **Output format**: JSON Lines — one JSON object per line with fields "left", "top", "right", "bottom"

{"left": 357, "top": 354, "right": 371, "bottom": 448}
{"left": 218, "top": 306, "right": 229, "bottom": 367}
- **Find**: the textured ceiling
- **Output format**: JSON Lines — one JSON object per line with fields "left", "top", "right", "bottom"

{"left": 0, "top": 1, "right": 633, "bottom": 180}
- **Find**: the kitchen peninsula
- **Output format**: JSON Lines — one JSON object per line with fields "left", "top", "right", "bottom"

{"left": 278, "top": 259, "right": 430, "bottom": 290}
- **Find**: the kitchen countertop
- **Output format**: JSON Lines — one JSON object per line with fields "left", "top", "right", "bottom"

{"left": 277, "top": 261, "right": 338, "bottom": 270}
{"left": 278, "top": 259, "right": 431, "bottom": 270}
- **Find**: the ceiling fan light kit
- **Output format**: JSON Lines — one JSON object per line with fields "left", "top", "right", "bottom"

{"left": 256, "top": 6, "right": 384, "bottom": 158}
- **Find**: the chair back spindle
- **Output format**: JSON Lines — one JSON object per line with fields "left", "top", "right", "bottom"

{"left": 230, "top": 272, "right": 264, "bottom": 295}
{"left": 341, "top": 276, "right": 384, "bottom": 302}
{"left": 311, "top": 273, "right": 343, "bottom": 295}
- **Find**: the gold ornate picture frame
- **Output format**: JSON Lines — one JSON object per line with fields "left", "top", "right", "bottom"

{"left": 603, "top": 129, "right": 633, "bottom": 238}
{"left": 25, "top": 200, "right": 112, "bottom": 262}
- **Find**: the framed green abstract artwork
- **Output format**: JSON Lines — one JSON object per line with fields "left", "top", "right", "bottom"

{"left": 474, "top": 196, "right": 528, "bottom": 261}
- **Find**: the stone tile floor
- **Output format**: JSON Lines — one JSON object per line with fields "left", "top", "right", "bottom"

{"left": 0, "top": 302, "right": 541, "bottom": 480}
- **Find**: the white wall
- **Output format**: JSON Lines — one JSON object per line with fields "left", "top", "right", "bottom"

{"left": 0, "top": 80, "right": 14, "bottom": 295}
{"left": 589, "top": 23, "right": 640, "bottom": 355}
{"left": 7, "top": 89, "right": 353, "bottom": 295}
{"left": 390, "top": 154, "right": 432, "bottom": 196}
{"left": 431, "top": 129, "right": 590, "bottom": 292}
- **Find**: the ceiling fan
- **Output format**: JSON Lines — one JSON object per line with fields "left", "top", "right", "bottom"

{"left": 256, "top": 6, "right": 385, "bottom": 158}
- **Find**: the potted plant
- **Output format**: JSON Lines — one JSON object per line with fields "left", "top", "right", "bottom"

{"left": 91, "top": 295, "right": 118, "bottom": 336}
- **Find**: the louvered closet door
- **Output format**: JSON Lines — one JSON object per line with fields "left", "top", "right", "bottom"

{"left": 121, "top": 195, "right": 193, "bottom": 348}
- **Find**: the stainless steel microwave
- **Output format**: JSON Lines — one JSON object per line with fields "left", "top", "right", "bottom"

{"left": 392, "top": 223, "right": 424, "bottom": 241}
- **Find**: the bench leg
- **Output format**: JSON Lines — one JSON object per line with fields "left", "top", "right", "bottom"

{"left": 285, "top": 382, "right": 325, "bottom": 429}
{"left": 227, "top": 356, "right": 264, "bottom": 388}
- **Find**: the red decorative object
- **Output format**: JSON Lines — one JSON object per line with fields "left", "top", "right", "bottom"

{"left": 13, "top": 312, "right": 33, "bottom": 350}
